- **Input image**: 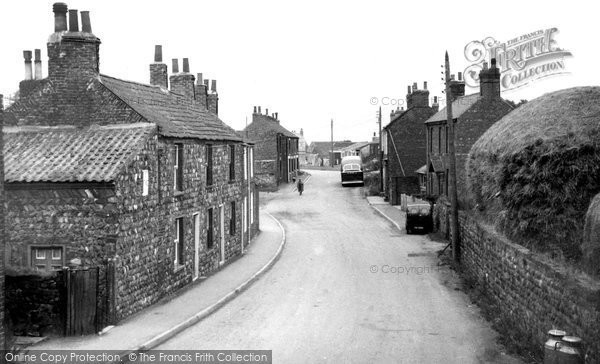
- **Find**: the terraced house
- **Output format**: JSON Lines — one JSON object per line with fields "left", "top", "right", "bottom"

{"left": 3, "top": 3, "right": 258, "bottom": 327}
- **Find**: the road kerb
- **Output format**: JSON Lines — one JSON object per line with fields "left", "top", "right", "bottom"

{"left": 371, "top": 205, "right": 404, "bottom": 233}
{"left": 115, "top": 210, "right": 286, "bottom": 363}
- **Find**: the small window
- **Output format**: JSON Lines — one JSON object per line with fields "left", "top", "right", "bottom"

{"left": 142, "top": 169, "right": 149, "bottom": 196}
{"left": 207, "top": 208, "right": 214, "bottom": 249}
{"left": 230, "top": 201, "right": 236, "bottom": 235}
{"left": 438, "top": 126, "right": 441, "bottom": 153}
{"left": 445, "top": 125, "right": 449, "bottom": 153}
{"left": 32, "top": 247, "right": 64, "bottom": 271}
{"left": 206, "top": 145, "right": 213, "bottom": 186}
{"left": 174, "top": 217, "right": 184, "bottom": 266}
{"left": 428, "top": 128, "right": 433, "bottom": 153}
{"left": 229, "top": 145, "right": 236, "bottom": 181}
{"left": 174, "top": 144, "right": 184, "bottom": 191}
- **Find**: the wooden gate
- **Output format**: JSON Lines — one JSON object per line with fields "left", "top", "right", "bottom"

{"left": 60, "top": 268, "right": 99, "bottom": 336}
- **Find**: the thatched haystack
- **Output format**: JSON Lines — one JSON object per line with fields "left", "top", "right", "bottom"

{"left": 467, "top": 87, "right": 600, "bottom": 263}
{"left": 583, "top": 193, "right": 600, "bottom": 276}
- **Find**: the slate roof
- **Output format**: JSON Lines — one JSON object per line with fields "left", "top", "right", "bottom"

{"left": 309, "top": 141, "right": 355, "bottom": 156}
{"left": 425, "top": 94, "right": 481, "bottom": 123}
{"left": 340, "top": 141, "right": 370, "bottom": 152}
{"left": 4, "top": 123, "right": 156, "bottom": 183}
{"left": 99, "top": 75, "right": 242, "bottom": 142}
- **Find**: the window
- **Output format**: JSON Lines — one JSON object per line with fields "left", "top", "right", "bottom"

{"left": 445, "top": 169, "right": 449, "bottom": 195}
{"left": 445, "top": 125, "right": 449, "bottom": 153}
{"left": 142, "top": 169, "right": 149, "bottom": 196}
{"left": 229, "top": 145, "right": 236, "bottom": 181}
{"left": 428, "top": 128, "right": 433, "bottom": 152}
{"left": 250, "top": 148, "right": 254, "bottom": 178}
{"left": 438, "top": 127, "right": 441, "bottom": 153}
{"left": 174, "top": 217, "right": 184, "bottom": 266}
{"left": 32, "top": 247, "right": 64, "bottom": 270}
{"left": 230, "top": 201, "right": 236, "bottom": 235}
{"left": 243, "top": 147, "right": 248, "bottom": 180}
{"left": 174, "top": 144, "right": 184, "bottom": 191}
{"left": 206, "top": 145, "right": 213, "bottom": 186}
{"left": 207, "top": 208, "right": 214, "bottom": 249}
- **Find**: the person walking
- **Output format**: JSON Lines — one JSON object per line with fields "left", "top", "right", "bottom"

{"left": 297, "top": 177, "right": 304, "bottom": 196}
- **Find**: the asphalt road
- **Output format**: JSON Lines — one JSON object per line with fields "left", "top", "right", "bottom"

{"left": 157, "top": 170, "right": 522, "bottom": 364}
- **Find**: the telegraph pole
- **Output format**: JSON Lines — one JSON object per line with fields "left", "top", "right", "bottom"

{"left": 445, "top": 51, "right": 460, "bottom": 263}
{"left": 378, "top": 106, "right": 383, "bottom": 192}
{"left": 330, "top": 118, "right": 334, "bottom": 167}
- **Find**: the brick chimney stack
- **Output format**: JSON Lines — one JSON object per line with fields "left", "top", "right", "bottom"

{"left": 150, "top": 45, "right": 168, "bottom": 89}
{"left": 170, "top": 58, "right": 196, "bottom": 100}
{"left": 406, "top": 81, "right": 430, "bottom": 109}
{"left": 47, "top": 3, "right": 101, "bottom": 82}
{"left": 207, "top": 80, "right": 218, "bottom": 115}
{"left": 479, "top": 58, "right": 501, "bottom": 99}
{"left": 432, "top": 96, "right": 439, "bottom": 112}
{"left": 195, "top": 73, "right": 208, "bottom": 109}
{"left": 449, "top": 72, "right": 466, "bottom": 101}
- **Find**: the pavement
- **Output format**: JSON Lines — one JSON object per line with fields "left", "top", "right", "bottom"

{"left": 27, "top": 208, "right": 286, "bottom": 354}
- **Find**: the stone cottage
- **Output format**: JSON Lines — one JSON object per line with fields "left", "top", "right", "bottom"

{"left": 383, "top": 82, "right": 438, "bottom": 204}
{"left": 424, "top": 62, "right": 513, "bottom": 200}
{"left": 3, "top": 3, "right": 258, "bottom": 326}
{"left": 244, "top": 107, "right": 299, "bottom": 190}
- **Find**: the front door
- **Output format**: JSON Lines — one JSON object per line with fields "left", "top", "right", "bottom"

{"left": 193, "top": 213, "right": 200, "bottom": 280}
{"left": 219, "top": 205, "right": 225, "bottom": 265}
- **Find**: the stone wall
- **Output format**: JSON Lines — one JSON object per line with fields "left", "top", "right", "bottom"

{"left": 5, "top": 271, "right": 61, "bottom": 338}
{"left": 434, "top": 204, "right": 600, "bottom": 361}
{"left": 254, "top": 160, "right": 278, "bottom": 191}
{"left": 114, "top": 138, "right": 247, "bottom": 320}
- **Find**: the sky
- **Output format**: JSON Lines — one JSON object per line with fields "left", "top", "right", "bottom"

{"left": 1, "top": 0, "right": 598, "bottom": 144}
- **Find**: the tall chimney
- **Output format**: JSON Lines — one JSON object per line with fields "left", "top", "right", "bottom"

{"left": 207, "top": 79, "right": 218, "bottom": 115}
{"left": 432, "top": 96, "right": 439, "bottom": 112}
{"left": 479, "top": 58, "right": 501, "bottom": 99}
{"left": 171, "top": 58, "right": 179, "bottom": 73}
{"left": 23, "top": 51, "right": 33, "bottom": 80}
{"left": 195, "top": 73, "right": 208, "bottom": 109}
{"left": 150, "top": 45, "right": 168, "bottom": 89}
{"left": 34, "top": 49, "right": 42, "bottom": 80}
{"left": 258, "top": 106, "right": 262, "bottom": 114}
{"left": 53, "top": 2, "right": 68, "bottom": 32}
{"left": 407, "top": 85, "right": 411, "bottom": 95}
{"left": 80, "top": 11, "right": 92, "bottom": 32}
{"left": 68, "top": 9, "right": 79, "bottom": 32}
{"left": 48, "top": 4, "right": 101, "bottom": 81}
{"left": 170, "top": 58, "right": 195, "bottom": 99}
{"left": 406, "top": 81, "right": 429, "bottom": 109}
{"left": 253, "top": 106, "right": 257, "bottom": 114}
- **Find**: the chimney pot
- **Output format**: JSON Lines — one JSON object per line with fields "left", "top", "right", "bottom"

{"left": 23, "top": 50, "right": 33, "bottom": 80}
{"left": 211, "top": 79, "right": 217, "bottom": 92}
{"left": 491, "top": 58, "right": 497, "bottom": 67}
{"left": 253, "top": 106, "right": 257, "bottom": 114}
{"left": 34, "top": 49, "right": 42, "bottom": 80}
{"left": 458, "top": 72, "right": 463, "bottom": 81}
{"left": 275, "top": 112, "right": 278, "bottom": 119}
{"left": 80, "top": 10, "right": 92, "bottom": 32}
{"left": 412, "top": 82, "right": 418, "bottom": 91}
{"left": 423, "top": 81, "right": 428, "bottom": 90}
{"left": 154, "top": 45, "right": 163, "bottom": 63}
{"left": 53, "top": 3, "right": 68, "bottom": 32}
{"left": 258, "top": 106, "right": 262, "bottom": 114}
{"left": 182, "top": 58, "right": 190, "bottom": 73}
{"left": 482, "top": 61, "right": 488, "bottom": 70}
{"left": 197, "top": 73, "right": 203, "bottom": 85}
{"left": 68, "top": 9, "right": 79, "bottom": 32}
{"left": 203, "top": 79, "right": 209, "bottom": 87}
{"left": 266, "top": 108, "right": 269, "bottom": 116}
{"left": 434, "top": 96, "right": 438, "bottom": 103}
{"left": 407, "top": 85, "right": 411, "bottom": 94}
{"left": 172, "top": 59, "right": 179, "bottom": 73}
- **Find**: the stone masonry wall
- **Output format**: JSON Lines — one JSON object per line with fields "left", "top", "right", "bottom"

{"left": 114, "top": 138, "right": 247, "bottom": 320}
{"left": 433, "top": 204, "right": 600, "bottom": 361}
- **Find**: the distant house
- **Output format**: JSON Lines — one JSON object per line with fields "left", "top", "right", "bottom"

{"left": 424, "top": 61, "right": 513, "bottom": 199}
{"left": 293, "top": 129, "right": 309, "bottom": 166}
{"left": 340, "top": 141, "right": 369, "bottom": 158}
{"left": 383, "top": 82, "right": 438, "bottom": 204}
{"left": 244, "top": 107, "right": 299, "bottom": 191}
{"left": 308, "top": 141, "right": 355, "bottom": 166}
{"left": 3, "top": 3, "right": 258, "bottom": 327}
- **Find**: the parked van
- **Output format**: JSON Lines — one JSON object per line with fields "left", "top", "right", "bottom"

{"left": 340, "top": 156, "right": 364, "bottom": 186}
